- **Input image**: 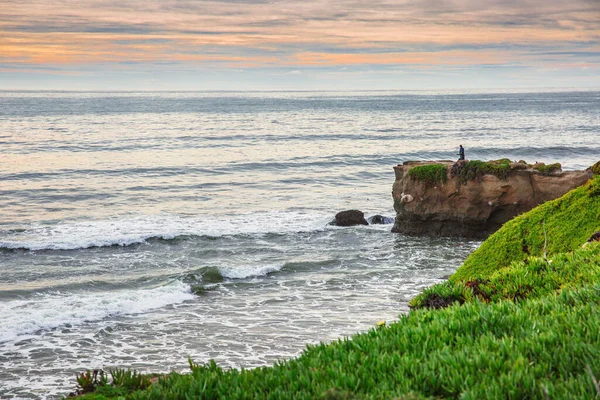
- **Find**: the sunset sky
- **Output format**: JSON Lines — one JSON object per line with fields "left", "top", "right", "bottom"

{"left": 1, "top": 0, "right": 599, "bottom": 90}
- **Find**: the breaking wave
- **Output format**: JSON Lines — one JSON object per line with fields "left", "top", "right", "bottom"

{"left": 0, "top": 280, "right": 195, "bottom": 345}
{"left": 0, "top": 212, "right": 330, "bottom": 251}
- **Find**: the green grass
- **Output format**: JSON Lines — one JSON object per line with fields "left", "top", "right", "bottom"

{"left": 411, "top": 242, "right": 600, "bottom": 309}
{"left": 452, "top": 175, "right": 600, "bottom": 282}
{"left": 407, "top": 164, "right": 448, "bottom": 187}
{"left": 71, "top": 369, "right": 151, "bottom": 398}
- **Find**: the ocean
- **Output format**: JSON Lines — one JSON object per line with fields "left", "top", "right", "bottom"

{"left": 0, "top": 90, "right": 598, "bottom": 398}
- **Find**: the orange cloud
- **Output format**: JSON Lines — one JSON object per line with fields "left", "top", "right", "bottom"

{"left": 1, "top": 0, "right": 599, "bottom": 69}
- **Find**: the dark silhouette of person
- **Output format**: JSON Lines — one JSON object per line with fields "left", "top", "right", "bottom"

{"left": 457, "top": 145, "right": 465, "bottom": 161}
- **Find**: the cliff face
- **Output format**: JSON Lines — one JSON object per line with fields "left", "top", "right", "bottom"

{"left": 391, "top": 161, "right": 593, "bottom": 238}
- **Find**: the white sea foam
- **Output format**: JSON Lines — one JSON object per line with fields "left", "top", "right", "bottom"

{"left": 0, "top": 280, "right": 195, "bottom": 345}
{"left": 218, "top": 263, "right": 284, "bottom": 279}
{"left": 0, "top": 211, "right": 330, "bottom": 251}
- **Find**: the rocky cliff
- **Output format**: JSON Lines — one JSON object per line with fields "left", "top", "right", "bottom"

{"left": 391, "top": 160, "right": 594, "bottom": 238}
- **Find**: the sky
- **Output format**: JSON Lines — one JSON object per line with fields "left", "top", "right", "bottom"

{"left": 1, "top": 0, "right": 599, "bottom": 90}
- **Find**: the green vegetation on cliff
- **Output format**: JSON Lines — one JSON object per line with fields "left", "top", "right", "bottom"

{"left": 71, "top": 176, "right": 600, "bottom": 400}
{"left": 452, "top": 175, "right": 600, "bottom": 282}
{"left": 451, "top": 159, "right": 512, "bottom": 183}
{"left": 448, "top": 159, "right": 564, "bottom": 184}
{"left": 533, "top": 162, "right": 562, "bottom": 175}
{"left": 407, "top": 159, "right": 569, "bottom": 188}
{"left": 407, "top": 163, "right": 447, "bottom": 187}
{"left": 411, "top": 242, "right": 600, "bottom": 309}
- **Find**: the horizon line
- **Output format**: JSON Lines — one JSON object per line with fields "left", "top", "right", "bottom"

{"left": 2, "top": 86, "right": 599, "bottom": 93}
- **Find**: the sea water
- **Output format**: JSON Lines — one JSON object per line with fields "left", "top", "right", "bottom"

{"left": 0, "top": 90, "right": 598, "bottom": 398}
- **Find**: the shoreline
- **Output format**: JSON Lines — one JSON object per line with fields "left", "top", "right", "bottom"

{"left": 70, "top": 174, "right": 600, "bottom": 399}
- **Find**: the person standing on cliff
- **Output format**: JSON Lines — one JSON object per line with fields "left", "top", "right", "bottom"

{"left": 457, "top": 145, "right": 465, "bottom": 161}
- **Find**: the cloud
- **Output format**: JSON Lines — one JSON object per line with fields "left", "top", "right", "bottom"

{"left": 0, "top": 0, "right": 598, "bottom": 89}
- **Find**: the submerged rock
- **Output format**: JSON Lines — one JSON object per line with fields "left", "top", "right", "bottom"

{"left": 330, "top": 210, "right": 368, "bottom": 226}
{"left": 368, "top": 214, "right": 394, "bottom": 225}
{"left": 391, "top": 160, "right": 594, "bottom": 238}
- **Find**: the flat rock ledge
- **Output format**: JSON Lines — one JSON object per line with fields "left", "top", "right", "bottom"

{"left": 391, "top": 160, "right": 594, "bottom": 238}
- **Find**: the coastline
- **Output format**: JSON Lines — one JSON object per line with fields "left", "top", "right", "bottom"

{"left": 70, "top": 174, "right": 600, "bottom": 399}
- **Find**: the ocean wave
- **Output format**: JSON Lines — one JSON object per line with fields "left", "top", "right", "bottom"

{"left": 183, "top": 263, "right": 285, "bottom": 282}
{"left": 281, "top": 258, "right": 341, "bottom": 273}
{"left": 0, "top": 281, "right": 195, "bottom": 345}
{"left": 182, "top": 266, "right": 225, "bottom": 284}
{"left": 182, "top": 258, "right": 348, "bottom": 284}
{"left": 218, "top": 263, "right": 284, "bottom": 279}
{"left": 0, "top": 212, "right": 330, "bottom": 251}
{"left": 224, "top": 147, "right": 599, "bottom": 171}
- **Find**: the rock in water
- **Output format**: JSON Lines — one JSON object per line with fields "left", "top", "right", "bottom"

{"left": 331, "top": 210, "right": 369, "bottom": 226}
{"left": 368, "top": 215, "right": 394, "bottom": 225}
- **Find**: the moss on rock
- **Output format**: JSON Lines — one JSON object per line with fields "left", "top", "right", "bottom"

{"left": 451, "top": 159, "right": 511, "bottom": 184}
{"left": 534, "top": 162, "right": 562, "bottom": 175}
{"left": 407, "top": 164, "right": 447, "bottom": 187}
{"left": 490, "top": 158, "right": 512, "bottom": 165}
{"left": 590, "top": 160, "right": 600, "bottom": 175}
